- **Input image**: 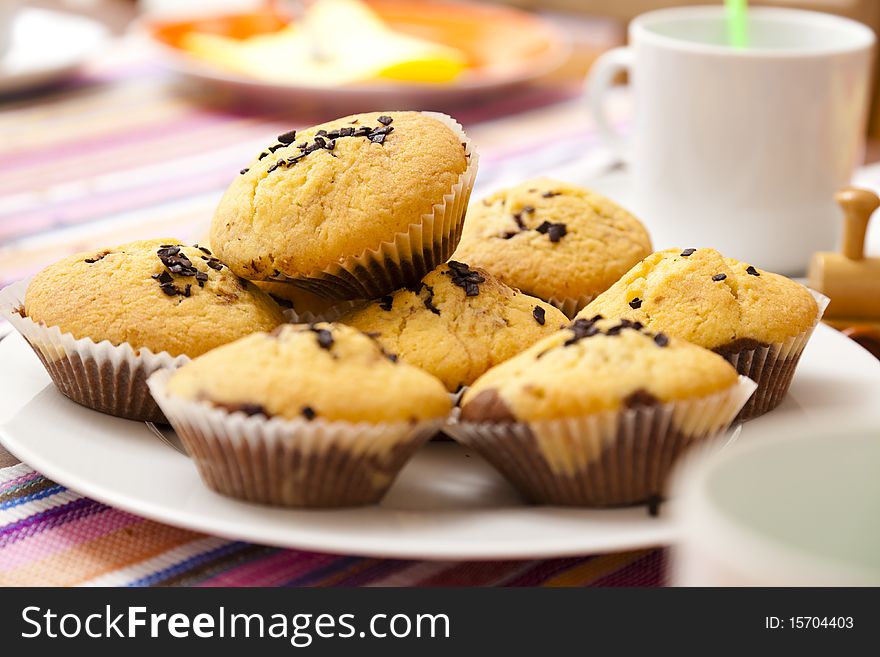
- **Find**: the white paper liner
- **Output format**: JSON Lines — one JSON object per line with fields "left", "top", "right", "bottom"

{"left": 547, "top": 293, "right": 595, "bottom": 319}
{"left": 271, "top": 112, "right": 479, "bottom": 300}
{"left": 446, "top": 376, "right": 756, "bottom": 507}
{"left": 722, "top": 290, "right": 829, "bottom": 420}
{"left": 148, "top": 369, "right": 444, "bottom": 507}
{"left": 0, "top": 279, "right": 189, "bottom": 422}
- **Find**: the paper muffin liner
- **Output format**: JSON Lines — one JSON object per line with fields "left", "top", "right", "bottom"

{"left": 719, "top": 290, "right": 829, "bottom": 421}
{"left": 547, "top": 293, "right": 595, "bottom": 320}
{"left": 0, "top": 279, "right": 189, "bottom": 423}
{"left": 271, "top": 113, "right": 479, "bottom": 300}
{"left": 147, "top": 369, "right": 443, "bottom": 508}
{"left": 282, "top": 298, "right": 366, "bottom": 324}
{"left": 445, "top": 376, "right": 756, "bottom": 507}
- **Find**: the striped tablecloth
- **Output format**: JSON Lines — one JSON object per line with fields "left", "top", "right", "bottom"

{"left": 0, "top": 41, "right": 657, "bottom": 587}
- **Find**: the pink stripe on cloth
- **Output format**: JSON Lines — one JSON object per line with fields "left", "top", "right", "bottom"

{"left": 197, "top": 549, "right": 341, "bottom": 587}
{"left": 0, "top": 111, "right": 237, "bottom": 172}
{"left": 0, "top": 168, "right": 233, "bottom": 242}
{"left": 415, "top": 560, "right": 531, "bottom": 587}
{"left": 0, "top": 470, "right": 43, "bottom": 494}
{"left": 0, "top": 508, "right": 144, "bottom": 571}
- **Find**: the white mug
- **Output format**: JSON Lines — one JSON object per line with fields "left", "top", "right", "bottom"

{"left": 669, "top": 417, "right": 880, "bottom": 586}
{"left": 587, "top": 7, "right": 875, "bottom": 274}
{"left": 0, "top": 1, "right": 20, "bottom": 60}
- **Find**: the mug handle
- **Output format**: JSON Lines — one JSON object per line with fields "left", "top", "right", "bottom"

{"left": 584, "top": 46, "right": 634, "bottom": 160}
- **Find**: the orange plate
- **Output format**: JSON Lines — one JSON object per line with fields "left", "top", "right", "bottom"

{"left": 143, "top": 0, "right": 569, "bottom": 105}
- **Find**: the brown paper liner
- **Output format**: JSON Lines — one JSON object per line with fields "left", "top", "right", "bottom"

{"left": 0, "top": 280, "right": 189, "bottom": 423}
{"left": 546, "top": 293, "right": 595, "bottom": 320}
{"left": 446, "top": 377, "right": 756, "bottom": 507}
{"left": 282, "top": 298, "right": 366, "bottom": 324}
{"left": 270, "top": 113, "right": 478, "bottom": 300}
{"left": 719, "top": 290, "right": 829, "bottom": 421}
{"left": 148, "top": 369, "right": 443, "bottom": 508}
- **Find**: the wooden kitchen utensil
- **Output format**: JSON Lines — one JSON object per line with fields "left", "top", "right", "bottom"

{"left": 808, "top": 186, "right": 880, "bottom": 356}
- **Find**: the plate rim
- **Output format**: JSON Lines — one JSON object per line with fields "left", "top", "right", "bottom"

{"left": 1, "top": 323, "right": 878, "bottom": 560}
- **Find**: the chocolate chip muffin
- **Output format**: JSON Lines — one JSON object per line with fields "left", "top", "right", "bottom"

{"left": 579, "top": 248, "right": 825, "bottom": 418}
{"left": 339, "top": 261, "right": 567, "bottom": 392}
{"left": 2, "top": 239, "right": 285, "bottom": 421}
{"left": 453, "top": 178, "right": 652, "bottom": 316}
{"left": 150, "top": 323, "right": 451, "bottom": 507}
{"left": 211, "top": 111, "right": 477, "bottom": 299}
{"left": 451, "top": 316, "right": 753, "bottom": 507}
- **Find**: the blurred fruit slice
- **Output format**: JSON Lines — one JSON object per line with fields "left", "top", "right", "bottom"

{"left": 180, "top": 0, "right": 467, "bottom": 85}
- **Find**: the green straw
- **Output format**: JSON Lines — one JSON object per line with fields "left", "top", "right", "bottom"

{"left": 725, "top": 0, "right": 749, "bottom": 48}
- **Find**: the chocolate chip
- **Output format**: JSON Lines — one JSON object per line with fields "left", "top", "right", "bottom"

{"left": 423, "top": 285, "right": 441, "bottom": 315}
{"left": 522, "top": 205, "right": 535, "bottom": 214}
{"left": 204, "top": 258, "right": 223, "bottom": 271}
{"left": 445, "top": 261, "right": 485, "bottom": 297}
{"left": 195, "top": 245, "right": 212, "bottom": 255}
{"left": 195, "top": 271, "right": 209, "bottom": 287}
{"left": 84, "top": 251, "right": 109, "bottom": 264}
{"left": 313, "top": 328, "right": 334, "bottom": 350}
{"left": 533, "top": 306, "right": 545, "bottom": 325}
{"left": 542, "top": 191, "right": 561, "bottom": 198}
{"left": 680, "top": 248, "right": 696, "bottom": 257}
{"left": 157, "top": 246, "right": 199, "bottom": 277}
{"left": 258, "top": 152, "right": 268, "bottom": 160}
{"left": 301, "top": 406, "right": 316, "bottom": 421}
{"left": 624, "top": 389, "right": 659, "bottom": 408}
{"left": 315, "top": 130, "right": 328, "bottom": 137}
{"left": 379, "top": 295, "right": 393, "bottom": 311}
{"left": 502, "top": 231, "right": 518, "bottom": 239}
{"left": 654, "top": 333, "right": 670, "bottom": 347}
{"left": 278, "top": 129, "right": 297, "bottom": 144}
{"left": 268, "top": 143, "right": 285, "bottom": 153}
{"left": 564, "top": 318, "right": 600, "bottom": 346}
{"left": 512, "top": 212, "right": 527, "bottom": 231}
{"left": 712, "top": 273, "right": 727, "bottom": 281}
{"left": 369, "top": 133, "right": 387, "bottom": 144}
{"left": 377, "top": 115, "right": 393, "bottom": 125}
{"left": 266, "top": 162, "right": 280, "bottom": 173}
{"left": 340, "top": 127, "right": 354, "bottom": 137}
{"left": 536, "top": 221, "right": 567, "bottom": 242}
{"left": 152, "top": 270, "right": 173, "bottom": 284}
{"left": 746, "top": 265, "right": 760, "bottom": 276}
{"left": 629, "top": 297, "right": 642, "bottom": 309}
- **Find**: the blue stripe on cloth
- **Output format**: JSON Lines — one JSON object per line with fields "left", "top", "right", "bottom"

{"left": 280, "top": 555, "right": 365, "bottom": 587}
{"left": 126, "top": 541, "right": 254, "bottom": 587}
{"left": 0, "top": 484, "right": 65, "bottom": 509}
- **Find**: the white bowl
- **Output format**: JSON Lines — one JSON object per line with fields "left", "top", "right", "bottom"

{"left": 670, "top": 415, "right": 880, "bottom": 586}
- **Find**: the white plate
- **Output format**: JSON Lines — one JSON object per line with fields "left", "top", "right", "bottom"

{"left": 1, "top": 325, "right": 878, "bottom": 560}
{"left": 0, "top": 8, "right": 109, "bottom": 96}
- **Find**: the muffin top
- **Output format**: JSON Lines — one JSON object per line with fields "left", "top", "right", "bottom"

{"left": 166, "top": 323, "right": 452, "bottom": 423}
{"left": 210, "top": 111, "right": 469, "bottom": 281}
{"left": 453, "top": 178, "right": 652, "bottom": 309}
{"left": 339, "top": 261, "right": 567, "bottom": 392}
{"left": 579, "top": 248, "right": 819, "bottom": 350}
{"left": 24, "top": 239, "right": 285, "bottom": 357}
{"left": 461, "top": 316, "right": 739, "bottom": 423}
